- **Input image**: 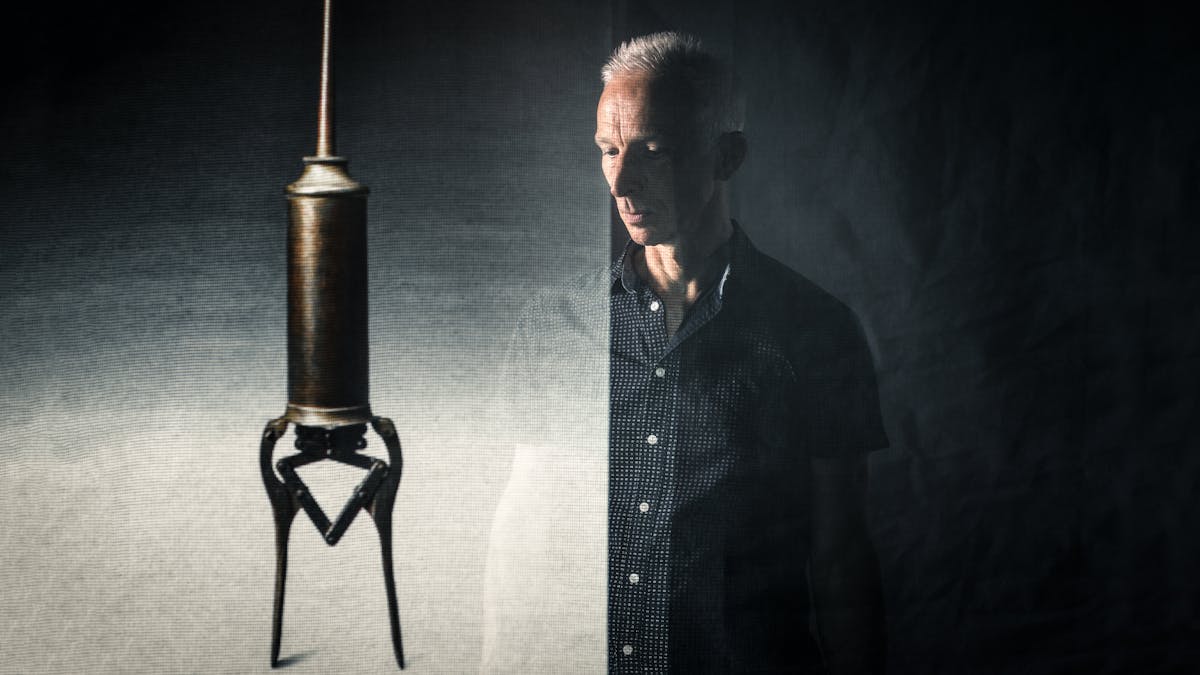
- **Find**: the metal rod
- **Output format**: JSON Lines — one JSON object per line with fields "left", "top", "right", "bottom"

{"left": 316, "top": 0, "right": 334, "bottom": 157}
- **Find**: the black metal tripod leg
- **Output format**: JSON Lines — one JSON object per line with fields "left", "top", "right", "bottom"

{"left": 260, "top": 417, "right": 295, "bottom": 668}
{"left": 370, "top": 416, "right": 405, "bottom": 669}
{"left": 375, "top": 503, "right": 404, "bottom": 669}
{"left": 270, "top": 504, "right": 297, "bottom": 667}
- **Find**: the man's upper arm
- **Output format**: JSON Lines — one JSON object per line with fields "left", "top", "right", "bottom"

{"left": 810, "top": 453, "right": 871, "bottom": 558}
{"left": 804, "top": 301, "right": 884, "bottom": 559}
{"left": 803, "top": 300, "right": 888, "bottom": 460}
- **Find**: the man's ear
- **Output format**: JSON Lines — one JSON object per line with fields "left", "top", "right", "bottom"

{"left": 715, "top": 131, "right": 747, "bottom": 181}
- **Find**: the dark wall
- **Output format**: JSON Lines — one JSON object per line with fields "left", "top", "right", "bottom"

{"left": 3, "top": 1, "right": 1197, "bottom": 672}
{"left": 729, "top": 3, "right": 1198, "bottom": 671}
{"left": 612, "top": 2, "right": 1198, "bottom": 671}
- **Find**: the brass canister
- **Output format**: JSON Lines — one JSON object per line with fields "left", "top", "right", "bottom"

{"left": 284, "top": 156, "right": 371, "bottom": 427}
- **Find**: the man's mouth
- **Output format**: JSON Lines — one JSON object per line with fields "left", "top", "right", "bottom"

{"left": 622, "top": 210, "right": 651, "bottom": 225}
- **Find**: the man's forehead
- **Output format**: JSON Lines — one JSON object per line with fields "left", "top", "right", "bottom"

{"left": 596, "top": 73, "right": 692, "bottom": 138}
{"left": 594, "top": 116, "right": 673, "bottom": 145}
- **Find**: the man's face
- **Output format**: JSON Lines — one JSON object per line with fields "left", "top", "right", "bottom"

{"left": 595, "top": 73, "right": 717, "bottom": 247}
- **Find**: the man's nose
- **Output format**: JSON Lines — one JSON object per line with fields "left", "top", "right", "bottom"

{"left": 610, "top": 154, "right": 643, "bottom": 197}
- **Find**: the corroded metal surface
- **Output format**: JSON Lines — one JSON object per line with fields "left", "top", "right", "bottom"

{"left": 281, "top": 0, "right": 371, "bottom": 428}
{"left": 284, "top": 157, "right": 371, "bottom": 428}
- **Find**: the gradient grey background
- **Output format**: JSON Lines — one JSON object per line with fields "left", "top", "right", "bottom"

{"left": 2, "top": 0, "right": 1197, "bottom": 672}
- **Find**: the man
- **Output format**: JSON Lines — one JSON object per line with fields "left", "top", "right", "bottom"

{"left": 484, "top": 32, "right": 888, "bottom": 674}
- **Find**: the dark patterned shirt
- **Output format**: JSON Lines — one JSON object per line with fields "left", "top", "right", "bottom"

{"left": 607, "top": 223, "right": 888, "bottom": 673}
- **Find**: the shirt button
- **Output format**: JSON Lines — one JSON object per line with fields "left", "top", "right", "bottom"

{"left": 649, "top": 300, "right": 661, "bottom": 311}
{"left": 646, "top": 434, "right": 658, "bottom": 445}
{"left": 638, "top": 502, "right": 650, "bottom": 513}
{"left": 622, "top": 644, "right": 634, "bottom": 656}
{"left": 629, "top": 573, "right": 640, "bottom": 584}
{"left": 654, "top": 367, "right": 666, "bottom": 378}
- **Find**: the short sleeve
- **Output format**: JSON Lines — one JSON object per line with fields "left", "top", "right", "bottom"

{"left": 802, "top": 305, "right": 889, "bottom": 459}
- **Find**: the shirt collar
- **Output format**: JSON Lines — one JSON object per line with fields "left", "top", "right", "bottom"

{"left": 610, "top": 221, "right": 745, "bottom": 300}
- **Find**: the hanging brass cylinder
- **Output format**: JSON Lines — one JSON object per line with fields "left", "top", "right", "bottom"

{"left": 284, "top": 156, "right": 372, "bottom": 428}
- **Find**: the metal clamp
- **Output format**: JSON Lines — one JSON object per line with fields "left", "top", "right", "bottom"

{"left": 260, "top": 416, "right": 406, "bottom": 668}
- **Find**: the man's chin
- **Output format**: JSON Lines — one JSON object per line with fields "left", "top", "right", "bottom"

{"left": 624, "top": 222, "right": 667, "bottom": 247}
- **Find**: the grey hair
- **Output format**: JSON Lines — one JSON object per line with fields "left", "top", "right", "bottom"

{"left": 601, "top": 31, "right": 743, "bottom": 144}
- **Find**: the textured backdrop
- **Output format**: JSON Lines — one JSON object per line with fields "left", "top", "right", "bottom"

{"left": 2, "top": 0, "right": 1197, "bottom": 673}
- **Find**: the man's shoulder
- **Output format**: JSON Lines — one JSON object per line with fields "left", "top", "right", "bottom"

{"left": 518, "top": 265, "right": 610, "bottom": 320}
{"left": 509, "top": 265, "right": 610, "bottom": 349}
{"left": 735, "top": 244, "right": 861, "bottom": 332}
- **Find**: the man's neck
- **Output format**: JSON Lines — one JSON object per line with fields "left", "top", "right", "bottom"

{"left": 633, "top": 216, "right": 733, "bottom": 339}
{"left": 638, "top": 225, "right": 730, "bottom": 300}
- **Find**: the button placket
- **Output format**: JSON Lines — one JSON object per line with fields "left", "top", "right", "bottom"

{"left": 619, "top": 356, "right": 665, "bottom": 670}
{"left": 610, "top": 283, "right": 682, "bottom": 671}
{"left": 607, "top": 245, "right": 742, "bottom": 671}
{"left": 643, "top": 290, "right": 669, "bottom": 360}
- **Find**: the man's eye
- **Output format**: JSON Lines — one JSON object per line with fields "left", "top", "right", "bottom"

{"left": 601, "top": 148, "right": 618, "bottom": 157}
{"left": 645, "top": 146, "right": 669, "bottom": 157}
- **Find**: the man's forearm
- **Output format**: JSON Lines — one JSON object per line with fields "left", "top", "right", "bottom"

{"left": 810, "top": 454, "right": 886, "bottom": 674}
{"left": 810, "top": 535, "right": 887, "bottom": 675}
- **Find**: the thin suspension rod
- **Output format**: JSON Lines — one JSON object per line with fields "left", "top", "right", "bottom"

{"left": 316, "top": 0, "right": 334, "bottom": 157}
